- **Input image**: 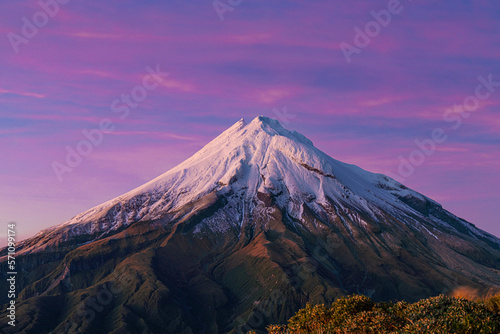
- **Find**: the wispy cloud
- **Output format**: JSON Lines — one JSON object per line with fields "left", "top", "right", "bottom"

{"left": 70, "top": 32, "right": 123, "bottom": 39}
{"left": 0, "top": 88, "right": 46, "bottom": 99}
{"left": 160, "top": 79, "right": 197, "bottom": 92}
{"left": 108, "top": 130, "right": 198, "bottom": 141}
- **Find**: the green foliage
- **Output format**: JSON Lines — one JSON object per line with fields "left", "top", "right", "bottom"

{"left": 266, "top": 294, "right": 500, "bottom": 334}
{"left": 484, "top": 294, "right": 500, "bottom": 314}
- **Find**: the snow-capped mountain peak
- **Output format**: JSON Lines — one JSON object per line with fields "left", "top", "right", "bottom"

{"left": 18, "top": 116, "right": 498, "bottom": 254}
{"left": 6, "top": 117, "right": 500, "bottom": 334}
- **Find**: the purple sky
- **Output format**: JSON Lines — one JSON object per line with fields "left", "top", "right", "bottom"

{"left": 1, "top": 0, "right": 499, "bottom": 244}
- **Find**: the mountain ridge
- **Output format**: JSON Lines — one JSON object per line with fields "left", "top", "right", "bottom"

{"left": 1, "top": 115, "right": 499, "bottom": 333}
{"left": 12, "top": 115, "right": 498, "bottom": 256}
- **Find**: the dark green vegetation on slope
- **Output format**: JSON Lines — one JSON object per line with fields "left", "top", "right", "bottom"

{"left": 1, "top": 188, "right": 500, "bottom": 333}
{"left": 265, "top": 294, "right": 500, "bottom": 334}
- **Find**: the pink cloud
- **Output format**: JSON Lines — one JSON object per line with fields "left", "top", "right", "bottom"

{"left": 0, "top": 87, "right": 46, "bottom": 99}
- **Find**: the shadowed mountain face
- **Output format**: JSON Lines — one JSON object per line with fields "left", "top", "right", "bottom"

{"left": 1, "top": 116, "right": 499, "bottom": 333}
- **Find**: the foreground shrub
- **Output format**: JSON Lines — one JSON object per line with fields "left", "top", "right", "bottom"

{"left": 484, "top": 294, "right": 500, "bottom": 314}
{"left": 266, "top": 294, "right": 500, "bottom": 334}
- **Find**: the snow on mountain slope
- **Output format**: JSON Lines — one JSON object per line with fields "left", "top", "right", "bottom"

{"left": 5, "top": 117, "right": 500, "bottom": 334}
{"left": 17, "top": 116, "right": 498, "bottom": 254}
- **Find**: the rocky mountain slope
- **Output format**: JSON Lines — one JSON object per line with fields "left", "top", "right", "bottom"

{"left": 1, "top": 116, "right": 499, "bottom": 333}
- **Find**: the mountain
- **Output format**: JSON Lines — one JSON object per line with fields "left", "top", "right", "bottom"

{"left": 1, "top": 116, "right": 500, "bottom": 333}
